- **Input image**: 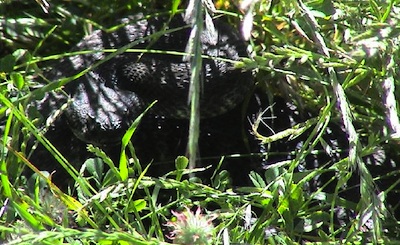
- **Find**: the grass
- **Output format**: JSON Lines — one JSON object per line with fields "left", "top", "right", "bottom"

{"left": 1, "top": 0, "right": 400, "bottom": 244}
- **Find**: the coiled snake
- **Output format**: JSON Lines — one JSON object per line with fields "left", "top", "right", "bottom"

{"left": 32, "top": 13, "right": 253, "bottom": 146}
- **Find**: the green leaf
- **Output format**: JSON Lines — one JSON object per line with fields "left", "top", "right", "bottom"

{"left": 131, "top": 199, "right": 147, "bottom": 212}
{"left": 83, "top": 158, "right": 104, "bottom": 182}
{"left": 249, "top": 171, "right": 266, "bottom": 188}
{"left": 0, "top": 54, "right": 16, "bottom": 73}
{"left": 10, "top": 72, "right": 25, "bottom": 90}
{"left": 212, "top": 169, "right": 230, "bottom": 190}
{"left": 171, "top": 0, "right": 181, "bottom": 14}
{"left": 289, "top": 184, "right": 304, "bottom": 215}
{"left": 175, "top": 155, "right": 189, "bottom": 170}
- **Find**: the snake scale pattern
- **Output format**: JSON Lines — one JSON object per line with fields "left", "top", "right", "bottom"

{"left": 32, "top": 13, "right": 253, "bottom": 145}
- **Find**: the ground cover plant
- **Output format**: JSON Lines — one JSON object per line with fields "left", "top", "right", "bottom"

{"left": 1, "top": 0, "right": 400, "bottom": 244}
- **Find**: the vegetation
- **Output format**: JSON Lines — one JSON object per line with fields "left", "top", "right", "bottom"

{"left": 1, "top": 0, "right": 400, "bottom": 244}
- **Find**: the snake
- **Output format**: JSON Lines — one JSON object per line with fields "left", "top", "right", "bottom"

{"left": 31, "top": 13, "right": 253, "bottom": 145}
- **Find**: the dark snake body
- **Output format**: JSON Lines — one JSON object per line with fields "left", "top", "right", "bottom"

{"left": 33, "top": 13, "right": 253, "bottom": 145}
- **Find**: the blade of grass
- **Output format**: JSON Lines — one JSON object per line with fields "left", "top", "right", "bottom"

{"left": 119, "top": 101, "right": 156, "bottom": 181}
{"left": 0, "top": 113, "right": 14, "bottom": 198}
{"left": 185, "top": 0, "right": 204, "bottom": 172}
